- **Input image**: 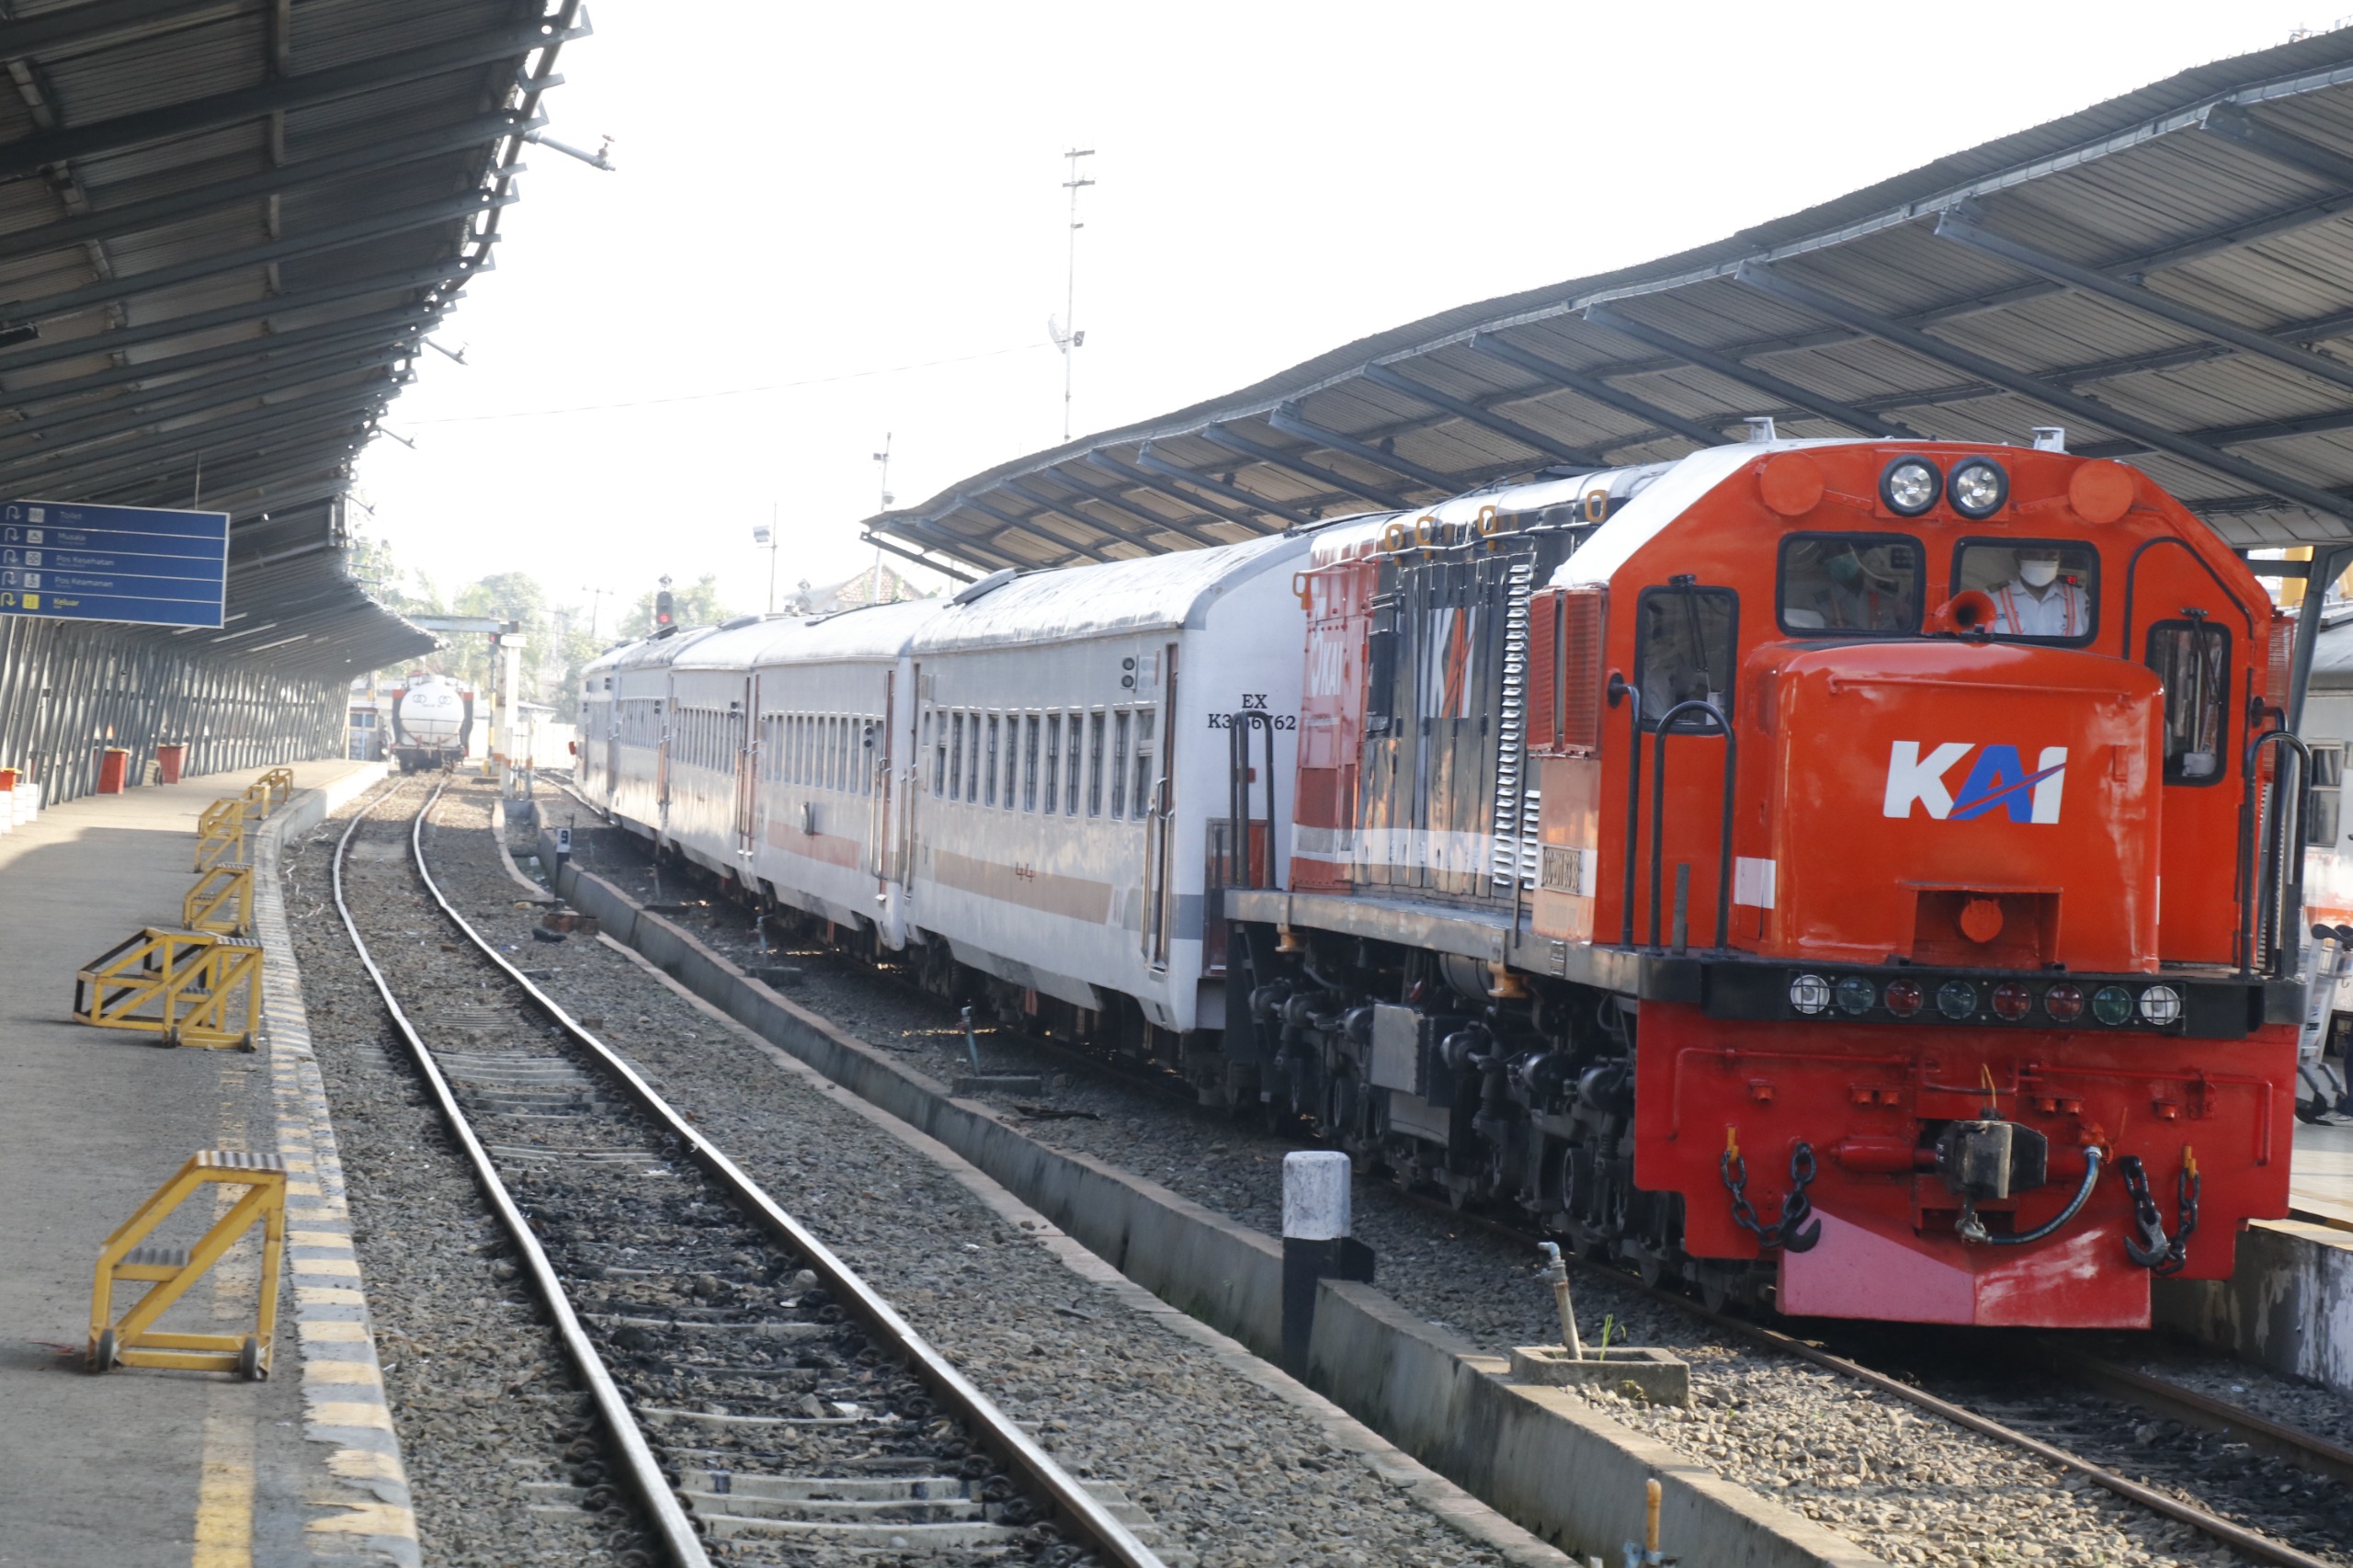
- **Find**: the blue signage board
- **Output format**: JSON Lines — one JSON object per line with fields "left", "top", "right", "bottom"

{"left": 0, "top": 499, "right": 230, "bottom": 630}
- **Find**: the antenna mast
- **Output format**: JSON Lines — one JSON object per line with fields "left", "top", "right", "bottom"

{"left": 1055, "top": 147, "right": 1095, "bottom": 443}
{"left": 870, "top": 435, "right": 893, "bottom": 604}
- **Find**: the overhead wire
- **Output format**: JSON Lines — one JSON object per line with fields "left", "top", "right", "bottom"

{"left": 404, "top": 340, "right": 1053, "bottom": 425}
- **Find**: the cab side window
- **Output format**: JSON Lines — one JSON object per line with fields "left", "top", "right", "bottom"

{"left": 1636, "top": 585, "right": 1736, "bottom": 732}
{"left": 2310, "top": 743, "right": 2345, "bottom": 846}
{"left": 2144, "top": 619, "right": 2229, "bottom": 785}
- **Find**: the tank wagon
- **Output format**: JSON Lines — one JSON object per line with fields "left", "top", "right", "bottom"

{"left": 579, "top": 437, "right": 2306, "bottom": 1328}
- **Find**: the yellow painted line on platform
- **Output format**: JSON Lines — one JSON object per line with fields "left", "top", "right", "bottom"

{"left": 301, "top": 1358, "right": 383, "bottom": 1386}
{"left": 294, "top": 1285, "right": 366, "bottom": 1307}
{"left": 299, "top": 1318, "right": 373, "bottom": 1344}
{"left": 309, "top": 1401, "right": 395, "bottom": 1431}
{"left": 293, "top": 1256, "right": 361, "bottom": 1277}
{"left": 192, "top": 1393, "right": 256, "bottom": 1567}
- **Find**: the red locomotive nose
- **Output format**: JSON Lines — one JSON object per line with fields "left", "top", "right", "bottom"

{"left": 1750, "top": 637, "right": 2162, "bottom": 974}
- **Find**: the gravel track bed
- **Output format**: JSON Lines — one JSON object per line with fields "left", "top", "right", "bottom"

{"left": 397, "top": 780, "right": 1106, "bottom": 1567}
{"left": 539, "top": 796, "right": 2353, "bottom": 1568}
{"left": 447, "top": 779, "right": 1515, "bottom": 1568}
{"left": 279, "top": 777, "right": 641, "bottom": 1568}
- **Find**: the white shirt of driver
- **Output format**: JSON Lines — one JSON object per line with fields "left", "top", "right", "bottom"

{"left": 1988, "top": 577, "right": 2086, "bottom": 637}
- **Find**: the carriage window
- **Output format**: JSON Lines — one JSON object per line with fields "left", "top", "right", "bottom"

{"left": 1086, "top": 711, "right": 1106, "bottom": 817}
{"left": 933, "top": 712, "right": 948, "bottom": 795}
{"left": 1635, "top": 585, "right": 1737, "bottom": 732}
{"left": 949, "top": 714, "right": 964, "bottom": 801}
{"left": 2312, "top": 744, "right": 2345, "bottom": 846}
{"left": 1043, "top": 715, "right": 1061, "bottom": 813}
{"left": 984, "top": 716, "right": 1000, "bottom": 806}
{"left": 964, "top": 712, "right": 981, "bottom": 801}
{"left": 1023, "top": 716, "right": 1040, "bottom": 811}
{"left": 1131, "top": 710, "right": 1156, "bottom": 819}
{"left": 2145, "top": 619, "right": 2229, "bottom": 786}
{"left": 1778, "top": 534, "right": 1922, "bottom": 634}
{"left": 1954, "top": 540, "right": 2098, "bottom": 642}
{"left": 1004, "top": 716, "right": 1021, "bottom": 809}
{"left": 1110, "top": 711, "right": 1131, "bottom": 818}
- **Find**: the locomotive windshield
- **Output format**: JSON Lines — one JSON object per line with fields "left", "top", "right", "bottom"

{"left": 1953, "top": 540, "right": 2099, "bottom": 642}
{"left": 1778, "top": 533, "right": 1922, "bottom": 634}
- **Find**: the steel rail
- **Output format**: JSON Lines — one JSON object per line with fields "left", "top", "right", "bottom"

{"left": 1398, "top": 1190, "right": 2336, "bottom": 1568}
{"left": 2053, "top": 1351, "right": 2353, "bottom": 1492}
{"left": 331, "top": 777, "right": 712, "bottom": 1568}
{"left": 407, "top": 780, "right": 1165, "bottom": 1568}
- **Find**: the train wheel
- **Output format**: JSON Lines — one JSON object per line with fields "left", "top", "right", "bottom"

{"left": 1636, "top": 1251, "right": 1665, "bottom": 1288}
{"left": 1699, "top": 1273, "right": 1730, "bottom": 1312}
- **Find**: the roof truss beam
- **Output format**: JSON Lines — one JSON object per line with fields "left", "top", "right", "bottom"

{"left": 1358, "top": 361, "right": 1610, "bottom": 467}
{"left": 0, "top": 308, "right": 418, "bottom": 412}
{"left": 1932, "top": 208, "right": 2353, "bottom": 399}
{"left": 0, "top": 350, "right": 404, "bottom": 465}
{"left": 1127, "top": 445, "right": 1311, "bottom": 528}
{"left": 956, "top": 496, "right": 1107, "bottom": 564}
{"left": 1732, "top": 259, "right": 2353, "bottom": 524}
{"left": 1196, "top": 422, "right": 1411, "bottom": 510}
{"left": 0, "top": 17, "right": 574, "bottom": 183}
{"left": 0, "top": 108, "right": 532, "bottom": 273}
{"left": 1466, "top": 330, "right": 1731, "bottom": 449}
{"left": 860, "top": 530, "right": 977, "bottom": 584}
{"left": 1016, "top": 470, "right": 1223, "bottom": 550}
{"left": 1267, "top": 403, "right": 1463, "bottom": 494}
{"left": 1581, "top": 302, "right": 1923, "bottom": 439}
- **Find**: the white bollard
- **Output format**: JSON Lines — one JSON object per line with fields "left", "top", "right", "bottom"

{"left": 1280, "top": 1150, "right": 1371, "bottom": 1377}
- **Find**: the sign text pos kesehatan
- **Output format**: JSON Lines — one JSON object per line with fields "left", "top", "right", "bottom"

{"left": 0, "top": 498, "right": 229, "bottom": 630}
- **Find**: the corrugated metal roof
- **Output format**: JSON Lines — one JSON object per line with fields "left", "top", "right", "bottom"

{"left": 871, "top": 26, "right": 2353, "bottom": 573}
{"left": 0, "top": 0, "right": 597, "bottom": 674}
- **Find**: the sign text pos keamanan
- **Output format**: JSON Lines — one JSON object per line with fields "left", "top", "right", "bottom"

{"left": 0, "top": 499, "right": 229, "bottom": 630}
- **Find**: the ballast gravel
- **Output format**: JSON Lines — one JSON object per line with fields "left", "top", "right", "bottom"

{"left": 297, "top": 779, "right": 1512, "bottom": 1568}
{"left": 277, "top": 790, "right": 641, "bottom": 1568}
{"left": 537, "top": 800, "right": 2353, "bottom": 1568}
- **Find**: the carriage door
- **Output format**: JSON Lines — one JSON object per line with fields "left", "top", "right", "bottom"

{"left": 1144, "top": 643, "right": 1178, "bottom": 968}
{"left": 734, "top": 675, "right": 759, "bottom": 865}
{"left": 901, "top": 665, "right": 925, "bottom": 892}
{"left": 603, "top": 682, "right": 619, "bottom": 790}
{"left": 868, "top": 670, "right": 895, "bottom": 881}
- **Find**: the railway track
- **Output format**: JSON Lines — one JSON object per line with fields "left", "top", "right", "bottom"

{"left": 1399, "top": 1190, "right": 2352, "bottom": 1568}
{"left": 333, "top": 776, "right": 1162, "bottom": 1568}
{"left": 536, "top": 777, "right": 2353, "bottom": 1564}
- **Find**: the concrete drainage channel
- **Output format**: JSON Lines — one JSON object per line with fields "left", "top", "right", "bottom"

{"left": 539, "top": 847, "right": 1880, "bottom": 1568}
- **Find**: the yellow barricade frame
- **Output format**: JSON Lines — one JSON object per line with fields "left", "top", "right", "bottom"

{"left": 196, "top": 796, "right": 247, "bottom": 871}
{"left": 88, "top": 1150, "right": 285, "bottom": 1377}
{"left": 72, "top": 926, "right": 263, "bottom": 1049}
{"left": 182, "top": 862, "right": 254, "bottom": 936}
{"left": 242, "top": 767, "right": 294, "bottom": 818}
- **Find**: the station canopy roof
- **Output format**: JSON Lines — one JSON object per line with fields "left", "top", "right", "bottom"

{"left": 0, "top": 0, "right": 590, "bottom": 673}
{"left": 870, "top": 27, "right": 2353, "bottom": 577}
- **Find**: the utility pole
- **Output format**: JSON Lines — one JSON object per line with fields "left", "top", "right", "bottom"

{"left": 871, "top": 436, "right": 893, "bottom": 604}
{"left": 754, "top": 503, "right": 779, "bottom": 613}
{"left": 580, "top": 585, "right": 609, "bottom": 642}
{"left": 1051, "top": 147, "right": 1095, "bottom": 443}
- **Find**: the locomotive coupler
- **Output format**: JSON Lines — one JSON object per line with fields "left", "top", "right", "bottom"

{"left": 2120, "top": 1149, "right": 2200, "bottom": 1275}
{"left": 1934, "top": 1119, "right": 2049, "bottom": 1202}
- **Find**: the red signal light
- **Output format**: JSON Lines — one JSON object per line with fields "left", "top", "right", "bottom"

{"left": 1883, "top": 979, "right": 1924, "bottom": 1017}
{"left": 1990, "top": 982, "right": 2031, "bottom": 1021}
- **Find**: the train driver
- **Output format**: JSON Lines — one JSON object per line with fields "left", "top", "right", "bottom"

{"left": 1987, "top": 548, "right": 2087, "bottom": 637}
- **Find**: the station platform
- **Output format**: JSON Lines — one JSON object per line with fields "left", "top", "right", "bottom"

{"left": 2291, "top": 1118, "right": 2353, "bottom": 1230}
{"left": 0, "top": 759, "right": 414, "bottom": 1568}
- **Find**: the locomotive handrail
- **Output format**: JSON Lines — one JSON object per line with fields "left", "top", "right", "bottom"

{"left": 1647, "top": 699, "right": 1736, "bottom": 954}
{"left": 2118, "top": 535, "right": 2255, "bottom": 660}
{"left": 1225, "top": 710, "right": 1278, "bottom": 890}
{"left": 2239, "top": 725, "right": 2311, "bottom": 979}
{"left": 1608, "top": 676, "right": 1642, "bottom": 944}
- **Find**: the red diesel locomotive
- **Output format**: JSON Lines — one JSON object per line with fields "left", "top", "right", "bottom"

{"left": 1224, "top": 437, "right": 2304, "bottom": 1327}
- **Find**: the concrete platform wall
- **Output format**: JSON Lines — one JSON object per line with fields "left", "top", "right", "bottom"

{"left": 2155, "top": 1220, "right": 2353, "bottom": 1396}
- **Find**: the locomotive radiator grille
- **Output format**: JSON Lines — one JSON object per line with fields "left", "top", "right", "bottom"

{"left": 1494, "top": 561, "right": 1539, "bottom": 892}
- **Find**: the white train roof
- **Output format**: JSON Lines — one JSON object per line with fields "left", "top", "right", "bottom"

{"left": 675, "top": 599, "right": 941, "bottom": 670}
{"left": 909, "top": 532, "right": 1308, "bottom": 654}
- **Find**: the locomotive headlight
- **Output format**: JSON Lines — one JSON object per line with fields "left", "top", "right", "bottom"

{"left": 1835, "top": 975, "right": 1876, "bottom": 1016}
{"left": 2091, "top": 984, "right": 2135, "bottom": 1025}
{"left": 2139, "top": 984, "right": 2184, "bottom": 1026}
{"left": 1990, "top": 982, "right": 2031, "bottom": 1020}
{"left": 2043, "top": 983, "right": 2086, "bottom": 1023}
{"left": 1790, "top": 973, "right": 1833, "bottom": 1015}
{"left": 1936, "top": 980, "right": 1978, "bottom": 1019}
{"left": 1884, "top": 979, "right": 1925, "bottom": 1017}
{"left": 1881, "top": 457, "right": 1942, "bottom": 517}
{"left": 1949, "top": 458, "right": 2009, "bottom": 518}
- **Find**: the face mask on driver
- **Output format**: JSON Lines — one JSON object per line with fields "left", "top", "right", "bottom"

{"left": 2018, "top": 557, "right": 2061, "bottom": 588}
{"left": 1825, "top": 552, "right": 1862, "bottom": 585}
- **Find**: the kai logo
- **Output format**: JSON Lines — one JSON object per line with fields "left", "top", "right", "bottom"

{"left": 1882, "top": 742, "right": 2067, "bottom": 824}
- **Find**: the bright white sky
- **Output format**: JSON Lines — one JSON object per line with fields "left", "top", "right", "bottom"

{"left": 353, "top": 0, "right": 2338, "bottom": 625}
